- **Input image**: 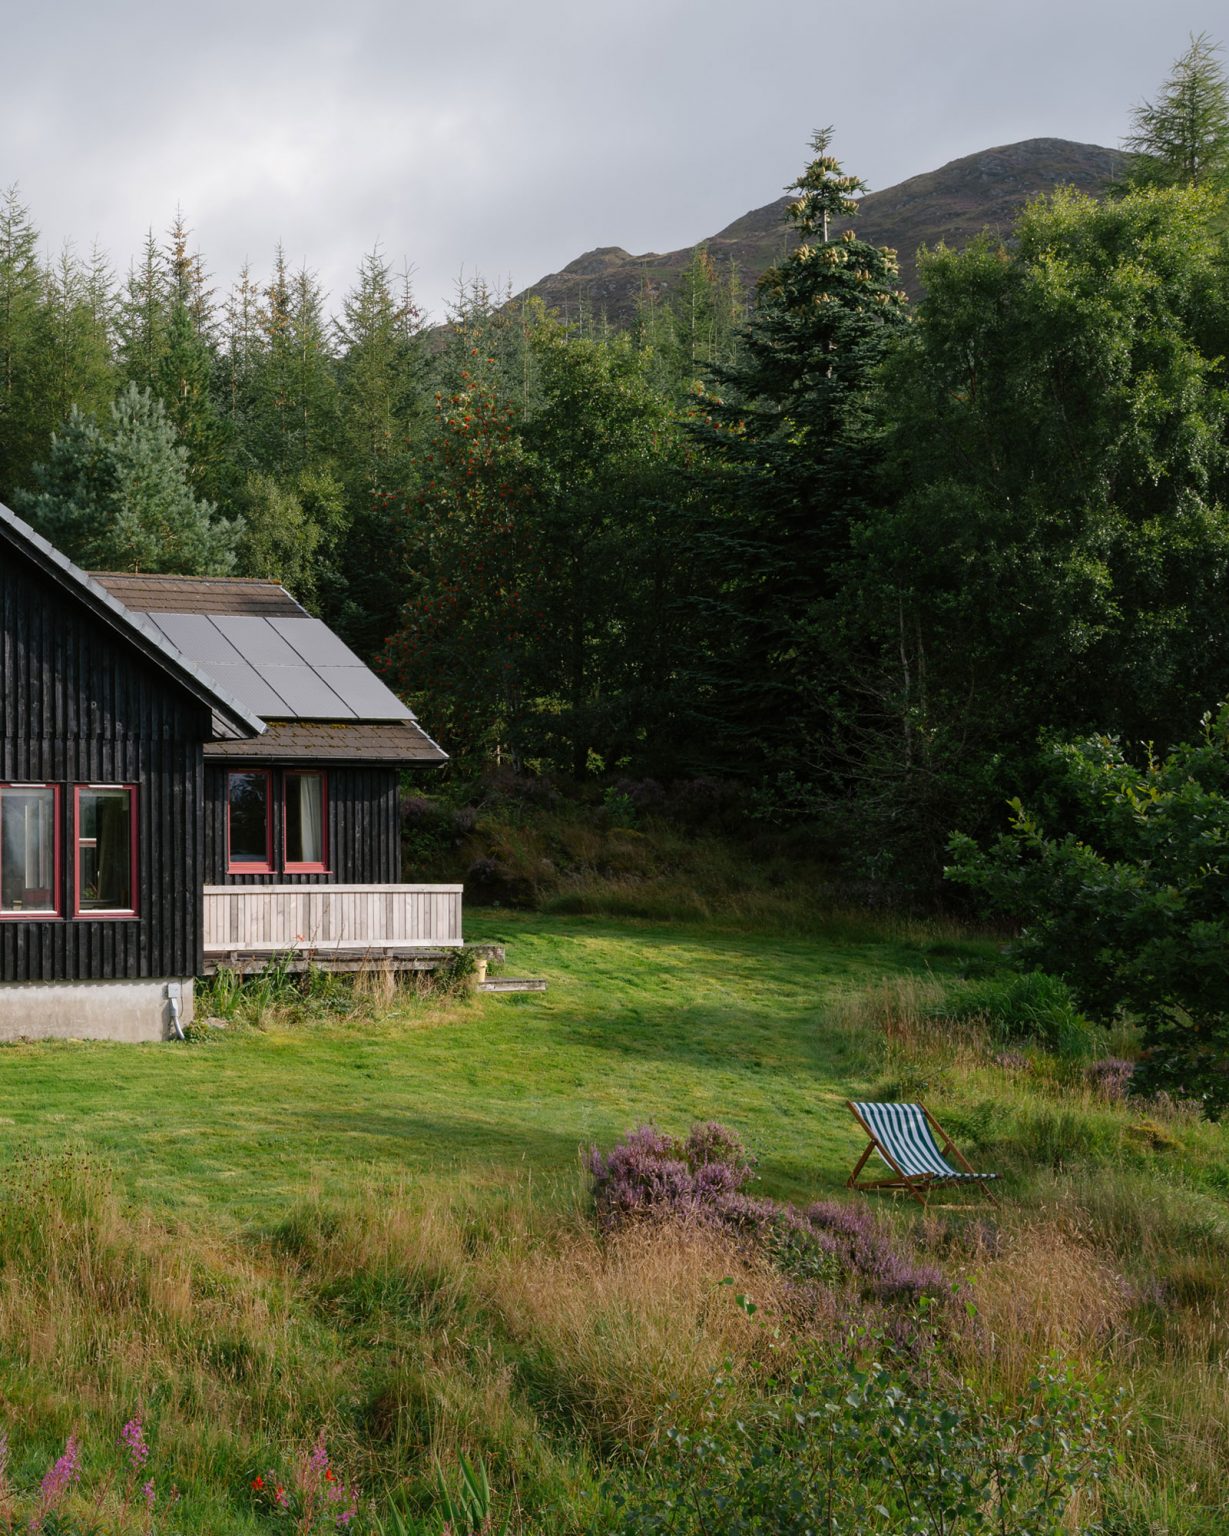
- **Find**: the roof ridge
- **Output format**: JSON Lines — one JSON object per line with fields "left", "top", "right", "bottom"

{"left": 90, "top": 571, "right": 289, "bottom": 587}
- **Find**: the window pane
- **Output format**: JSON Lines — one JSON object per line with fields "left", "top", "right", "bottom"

{"left": 286, "top": 775, "right": 324, "bottom": 865}
{"left": 78, "top": 789, "right": 133, "bottom": 912}
{"left": 228, "top": 773, "right": 269, "bottom": 865}
{"left": 1, "top": 788, "right": 56, "bottom": 913}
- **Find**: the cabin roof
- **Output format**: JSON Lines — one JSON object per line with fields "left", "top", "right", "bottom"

{"left": 0, "top": 502, "right": 265, "bottom": 741}
{"left": 203, "top": 719, "right": 447, "bottom": 763}
{"left": 91, "top": 572, "right": 448, "bottom": 764}
{"left": 90, "top": 572, "right": 305, "bottom": 617}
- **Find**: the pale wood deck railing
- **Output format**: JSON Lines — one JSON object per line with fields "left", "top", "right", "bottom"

{"left": 203, "top": 884, "right": 464, "bottom": 953}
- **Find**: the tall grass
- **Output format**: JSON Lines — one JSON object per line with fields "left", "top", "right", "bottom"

{"left": 0, "top": 1156, "right": 788, "bottom": 1532}
{"left": 834, "top": 979, "right": 1229, "bottom": 1533}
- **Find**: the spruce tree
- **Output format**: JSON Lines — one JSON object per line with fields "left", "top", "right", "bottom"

{"left": 697, "top": 128, "right": 909, "bottom": 771}
{"left": 0, "top": 186, "right": 43, "bottom": 496}
{"left": 117, "top": 231, "right": 169, "bottom": 389}
{"left": 334, "top": 247, "right": 425, "bottom": 495}
{"left": 246, "top": 248, "right": 337, "bottom": 478}
{"left": 28, "top": 242, "right": 117, "bottom": 455}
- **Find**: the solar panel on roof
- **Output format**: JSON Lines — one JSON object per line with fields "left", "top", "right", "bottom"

{"left": 268, "top": 616, "right": 363, "bottom": 667}
{"left": 203, "top": 661, "right": 296, "bottom": 717}
{"left": 315, "top": 667, "right": 412, "bottom": 720}
{"left": 261, "top": 666, "right": 356, "bottom": 717}
{"left": 148, "top": 612, "right": 246, "bottom": 666}
{"left": 212, "top": 614, "right": 305, "bottom": 665}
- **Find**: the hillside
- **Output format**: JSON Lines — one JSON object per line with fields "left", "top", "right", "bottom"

{"left": 515, "top": 136, "right": 1125, "bottom": 322}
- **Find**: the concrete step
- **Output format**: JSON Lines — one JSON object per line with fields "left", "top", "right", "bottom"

{"left": 477, "top": 977, "right": 548, "bottom": 994}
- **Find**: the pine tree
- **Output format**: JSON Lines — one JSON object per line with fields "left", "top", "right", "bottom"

{"left": 220, "top": 261, "right": 261, "bottom": 446}
{"left": 19, "top": 382, "right": 240, "bottom": 574}
{"left": 635, "top": 245, "right": 745, "bottom": 400}
{"left": 1124, "top": 33, "right": 1229, "bottom": 191}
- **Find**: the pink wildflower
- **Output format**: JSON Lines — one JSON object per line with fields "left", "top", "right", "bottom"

{"left": 308, "top": 1432, "right": 329, "bottom": 1476}
{"left": 121, "top": 1417, "right": 149, "bottom": 1469}
{"left": 39, "top": 1435, "right": 81, "bottom": 1502}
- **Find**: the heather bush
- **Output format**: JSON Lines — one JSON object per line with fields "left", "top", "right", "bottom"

{"left": 1087, "top": 1056, "right": 1135, "bottom": 1103}
{"left": 589, "top": 1125, "right": 941, "bottom": 1304}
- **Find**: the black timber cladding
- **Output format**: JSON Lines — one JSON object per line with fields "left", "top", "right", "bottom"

{"left": 203, "top": 764, "right": 402, "bottom": 885}
{"left": 0, "top": 542, "right": 212, "bottom": 982}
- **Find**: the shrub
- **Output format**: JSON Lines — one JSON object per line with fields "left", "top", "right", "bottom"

{"left": 589, "top": 1125, "right": 941, "bottom": 1304}
{"left": 1086, "top": 1056, "right": 1135, "bottom": 1102}
{"left": 607, "top": 1323, "right": 1114, "bottom": 1535}
{"left": 947, "top": 971, "right": 1099, "bottom": 1058}
{"left": 948, "top": 714, "right": 1229, "bottom": 1113}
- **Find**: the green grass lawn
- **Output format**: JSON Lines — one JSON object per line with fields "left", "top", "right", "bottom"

{"left": 0, "top": 912, "right": 978, "bottom": 1225}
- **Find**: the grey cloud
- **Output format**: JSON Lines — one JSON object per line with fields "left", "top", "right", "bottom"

{"left": 2, "top": 0, "right": 1225, "bottom": 321}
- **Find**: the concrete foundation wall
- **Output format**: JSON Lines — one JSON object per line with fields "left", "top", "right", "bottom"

{"left": 0, "top": 979, "right": 194, "bottom": 1043}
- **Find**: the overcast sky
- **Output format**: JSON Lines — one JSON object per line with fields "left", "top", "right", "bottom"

{"left": 2, "top": 1, "right": 1225, "bottom": 322}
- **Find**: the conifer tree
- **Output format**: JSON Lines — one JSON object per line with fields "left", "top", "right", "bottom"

{"left": 246, "top": 248, "right": 337, "bottom": 478}
{"left": 117, "top": 231, "right": 169, "bottom": 390}
{"left": 1124, "top": 34, "right": 1229, "bottom": 191}
{"left": 697, "top": 128, "right": 909, "bottom": 770}
{"left": 220, "top": 261, "right": 261, "bottom": 446}
{"left": 0, "top": 186, "right": 43, "bottom": 496}
{"left": 19, "top": 382, "right": 240, "bottom": 574}
{"left": 334, "top": 247, "right": 425, "bottom": 495}
{"left": 28, "top": 242, "right": 116, "bottom": 449}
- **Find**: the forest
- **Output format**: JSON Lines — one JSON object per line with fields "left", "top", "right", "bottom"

{"left": 2, "top": 37, "right": 1229, "bottom": 912}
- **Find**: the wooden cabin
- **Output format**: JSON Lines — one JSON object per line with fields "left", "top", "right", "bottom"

{"left": 0, "top": 500, "right": 456, "bottom": 1041}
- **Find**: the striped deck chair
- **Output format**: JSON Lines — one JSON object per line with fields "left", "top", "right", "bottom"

{"left": 846, "top": 1101, "right": 999, "bottom": 1208}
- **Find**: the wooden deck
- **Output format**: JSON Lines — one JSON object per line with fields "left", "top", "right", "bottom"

{"left": 203, "top": 884, "right": 464, "bottom": 956}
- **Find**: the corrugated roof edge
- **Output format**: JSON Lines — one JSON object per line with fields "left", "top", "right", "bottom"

{"left": 0, "top": 501, "right": 266, "bottom": 741}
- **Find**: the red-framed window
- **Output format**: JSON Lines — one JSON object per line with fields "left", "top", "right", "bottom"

{"left": 74, "top": 784, "right": 138, "bottom": 918}
{"left": 0, "top": 784, "right": 61, "bottom": 919}
{"left": 284, "top": 771, "right": 328, "bottom": 873}
{"left": 227, "top": 770, "right": 273, "bottom": 874}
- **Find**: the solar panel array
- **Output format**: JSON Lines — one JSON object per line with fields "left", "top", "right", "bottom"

{"left": 139, "top": 612, "right": 414, "bottom": 722}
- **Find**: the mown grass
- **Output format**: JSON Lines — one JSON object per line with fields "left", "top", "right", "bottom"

{"left": 0, "top": 913, "right": 974, "bottom": 1221}
{"left": 0, "top": 907, "right": 1223, "bottom": 1531}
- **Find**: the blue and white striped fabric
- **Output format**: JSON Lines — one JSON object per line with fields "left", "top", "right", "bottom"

{"left": 851, "top": 1102, "right": 994, "bottom": 1182}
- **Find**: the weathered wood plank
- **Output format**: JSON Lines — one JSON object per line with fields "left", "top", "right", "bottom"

{"left": 202, "top": 885, "right": 464, "bottom": 952}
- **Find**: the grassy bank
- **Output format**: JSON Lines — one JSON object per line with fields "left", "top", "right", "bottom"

{"left": 0, "top": 909, "right": 1223, "bottom": 1531}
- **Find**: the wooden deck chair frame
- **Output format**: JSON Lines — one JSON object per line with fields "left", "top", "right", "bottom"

{"left": 846, "top": 1100, "right": 999, "bottom": 1209}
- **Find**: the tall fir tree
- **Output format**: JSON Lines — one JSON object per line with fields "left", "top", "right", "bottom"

{"left": 696, "top": 129, "right": 909, "bottom": 771}
{"left": 28, "top": 242, "right": 117, "bottom": 454}
{"left": 0, "top": 186, "right": 43, "bottom": 498}
{"left": 117, "top": 230, "right": 169, "bottom": 391}
{"left": 246, "top": 247, "right": 337, "bottom": 478}
{"left": 334, "top": 246, "right": 425, "bottom": 495}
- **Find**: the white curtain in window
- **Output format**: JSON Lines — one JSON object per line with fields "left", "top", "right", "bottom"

{"left": 299, "top": 776, "right": 324, "bottom": 864}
